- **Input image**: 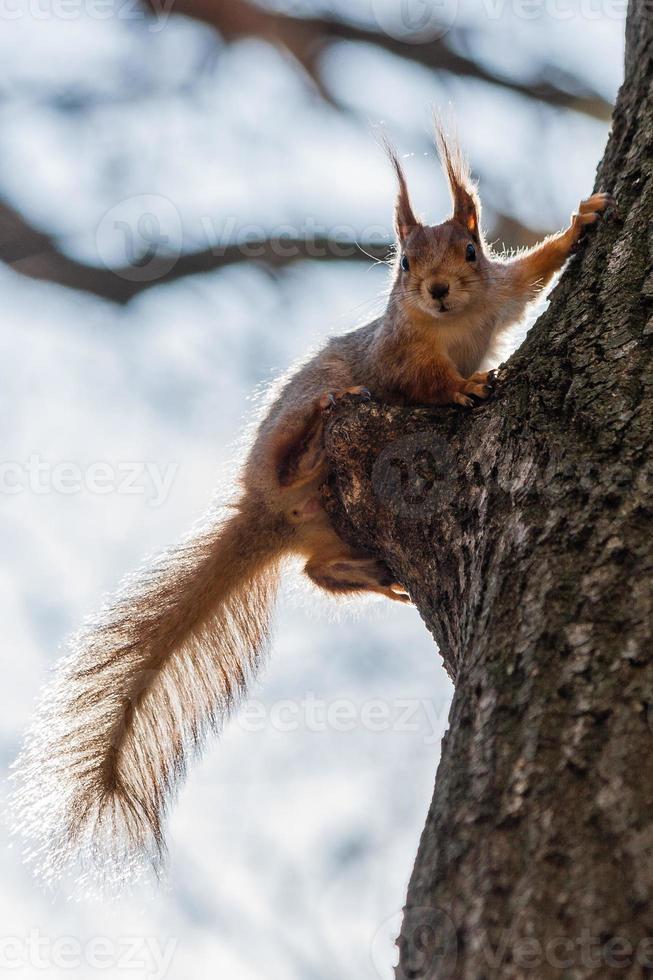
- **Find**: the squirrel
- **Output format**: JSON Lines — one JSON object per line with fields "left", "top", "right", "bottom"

{"left": 11, "top": 126, "right": 614, "bottom": 888}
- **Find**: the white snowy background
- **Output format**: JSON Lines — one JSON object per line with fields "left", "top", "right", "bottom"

{"left": 0, "top": 3, "right": 623, "bottom": 978}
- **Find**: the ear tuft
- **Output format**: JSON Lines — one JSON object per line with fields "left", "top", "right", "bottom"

{"left": 384, "top": 141, "right": 420, "bottom": 244}
{"left": 434, "top": 119, "right": 481, "bottom": 241}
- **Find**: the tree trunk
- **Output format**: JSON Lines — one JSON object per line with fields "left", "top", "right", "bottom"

{"left": 323, "top": 5, "right": 652, "bottom": 977}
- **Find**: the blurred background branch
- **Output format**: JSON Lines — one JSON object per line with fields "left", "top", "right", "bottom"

{"left": 155, "top": 0, "right": 612, "bottom": 118}
{"left": 0, "top": 0, "right": 617, "bottom": 304}
{"left": 2, "top": 199, "right": 548, "bottom": 302}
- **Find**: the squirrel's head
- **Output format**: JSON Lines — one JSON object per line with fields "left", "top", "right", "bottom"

{"left": 388, "top": 129, "right": 488, "bottom": 321}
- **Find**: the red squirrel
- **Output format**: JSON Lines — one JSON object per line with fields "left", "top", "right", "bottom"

{"left": 12, "top": 127, "right": 614, "bottom": 886}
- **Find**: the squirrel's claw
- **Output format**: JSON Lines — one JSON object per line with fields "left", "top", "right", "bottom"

{"left": 320, "top": 386, "right": 372, "bottom": 412}
{"left": 389, "top": 583, "right": 412, "bottom": 603}
{"left": 460, "top": 370, "right": 497, "bottom": 404}
{"left": 319, "top": 393, "right": 337, "bottom": 411}
{"left": 454, "top": 392, "right": 474, "bottom": 408}
{"left": 573, "top": 192, "right": 617, "bottom": 230}
{"left": 579, "top": 192, "right": 616, "bottom": 215}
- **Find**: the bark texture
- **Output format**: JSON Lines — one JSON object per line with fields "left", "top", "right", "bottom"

{"left": 323, "top": 5, "right": 652, "bottom": 978}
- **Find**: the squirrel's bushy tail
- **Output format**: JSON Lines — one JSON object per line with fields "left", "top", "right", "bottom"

{"left": 10, "top": 498, "right": 289, "bottom": 891}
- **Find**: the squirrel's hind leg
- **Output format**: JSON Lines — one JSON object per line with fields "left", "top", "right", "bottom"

{"left": 276, "top": 403, "right": 327, "bottom": 489}
{"left": 275, "top": 387, "right": 371, "bottom": 490}
{"left": 305, "top": 552, "right": 411, "bottom": 604}
{"left": 273, "top": 388, "right": 411, "bottom": 603}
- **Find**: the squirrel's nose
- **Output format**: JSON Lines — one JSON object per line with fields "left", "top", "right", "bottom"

{"left": 430, "top": 282, "right": 449, "bottom": 300}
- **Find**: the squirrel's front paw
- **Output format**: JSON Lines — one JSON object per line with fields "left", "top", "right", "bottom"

{"left": 456, "top": 370, "right": 496, "bottom": 406}
{"left": 573, "top": 192, "right": 617, "bottom": 232}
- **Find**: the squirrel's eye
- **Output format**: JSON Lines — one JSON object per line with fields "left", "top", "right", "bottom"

{"left": 400, "top": 254, "right": 410, "bottom": 272}
{"left": 466, "top": 243, "right": 477, "bottom": 262}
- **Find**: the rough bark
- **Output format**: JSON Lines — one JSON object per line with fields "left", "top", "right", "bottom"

{"left": 323, "top": 5, "right": 652, "bottom": 978}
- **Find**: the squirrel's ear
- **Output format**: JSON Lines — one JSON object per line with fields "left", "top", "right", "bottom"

{"left": 453, "top": 185, "right": 480, "bottom": 240}
{"left": 386, "top": 146, "right": 419, "bottom": 243}
{"left": 435, "top": 123, "right": 481, "bottom": 241}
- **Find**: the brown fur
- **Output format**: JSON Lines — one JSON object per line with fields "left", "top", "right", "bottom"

{"left": 11, "top": 127, "right": 614, "bottom": 888}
